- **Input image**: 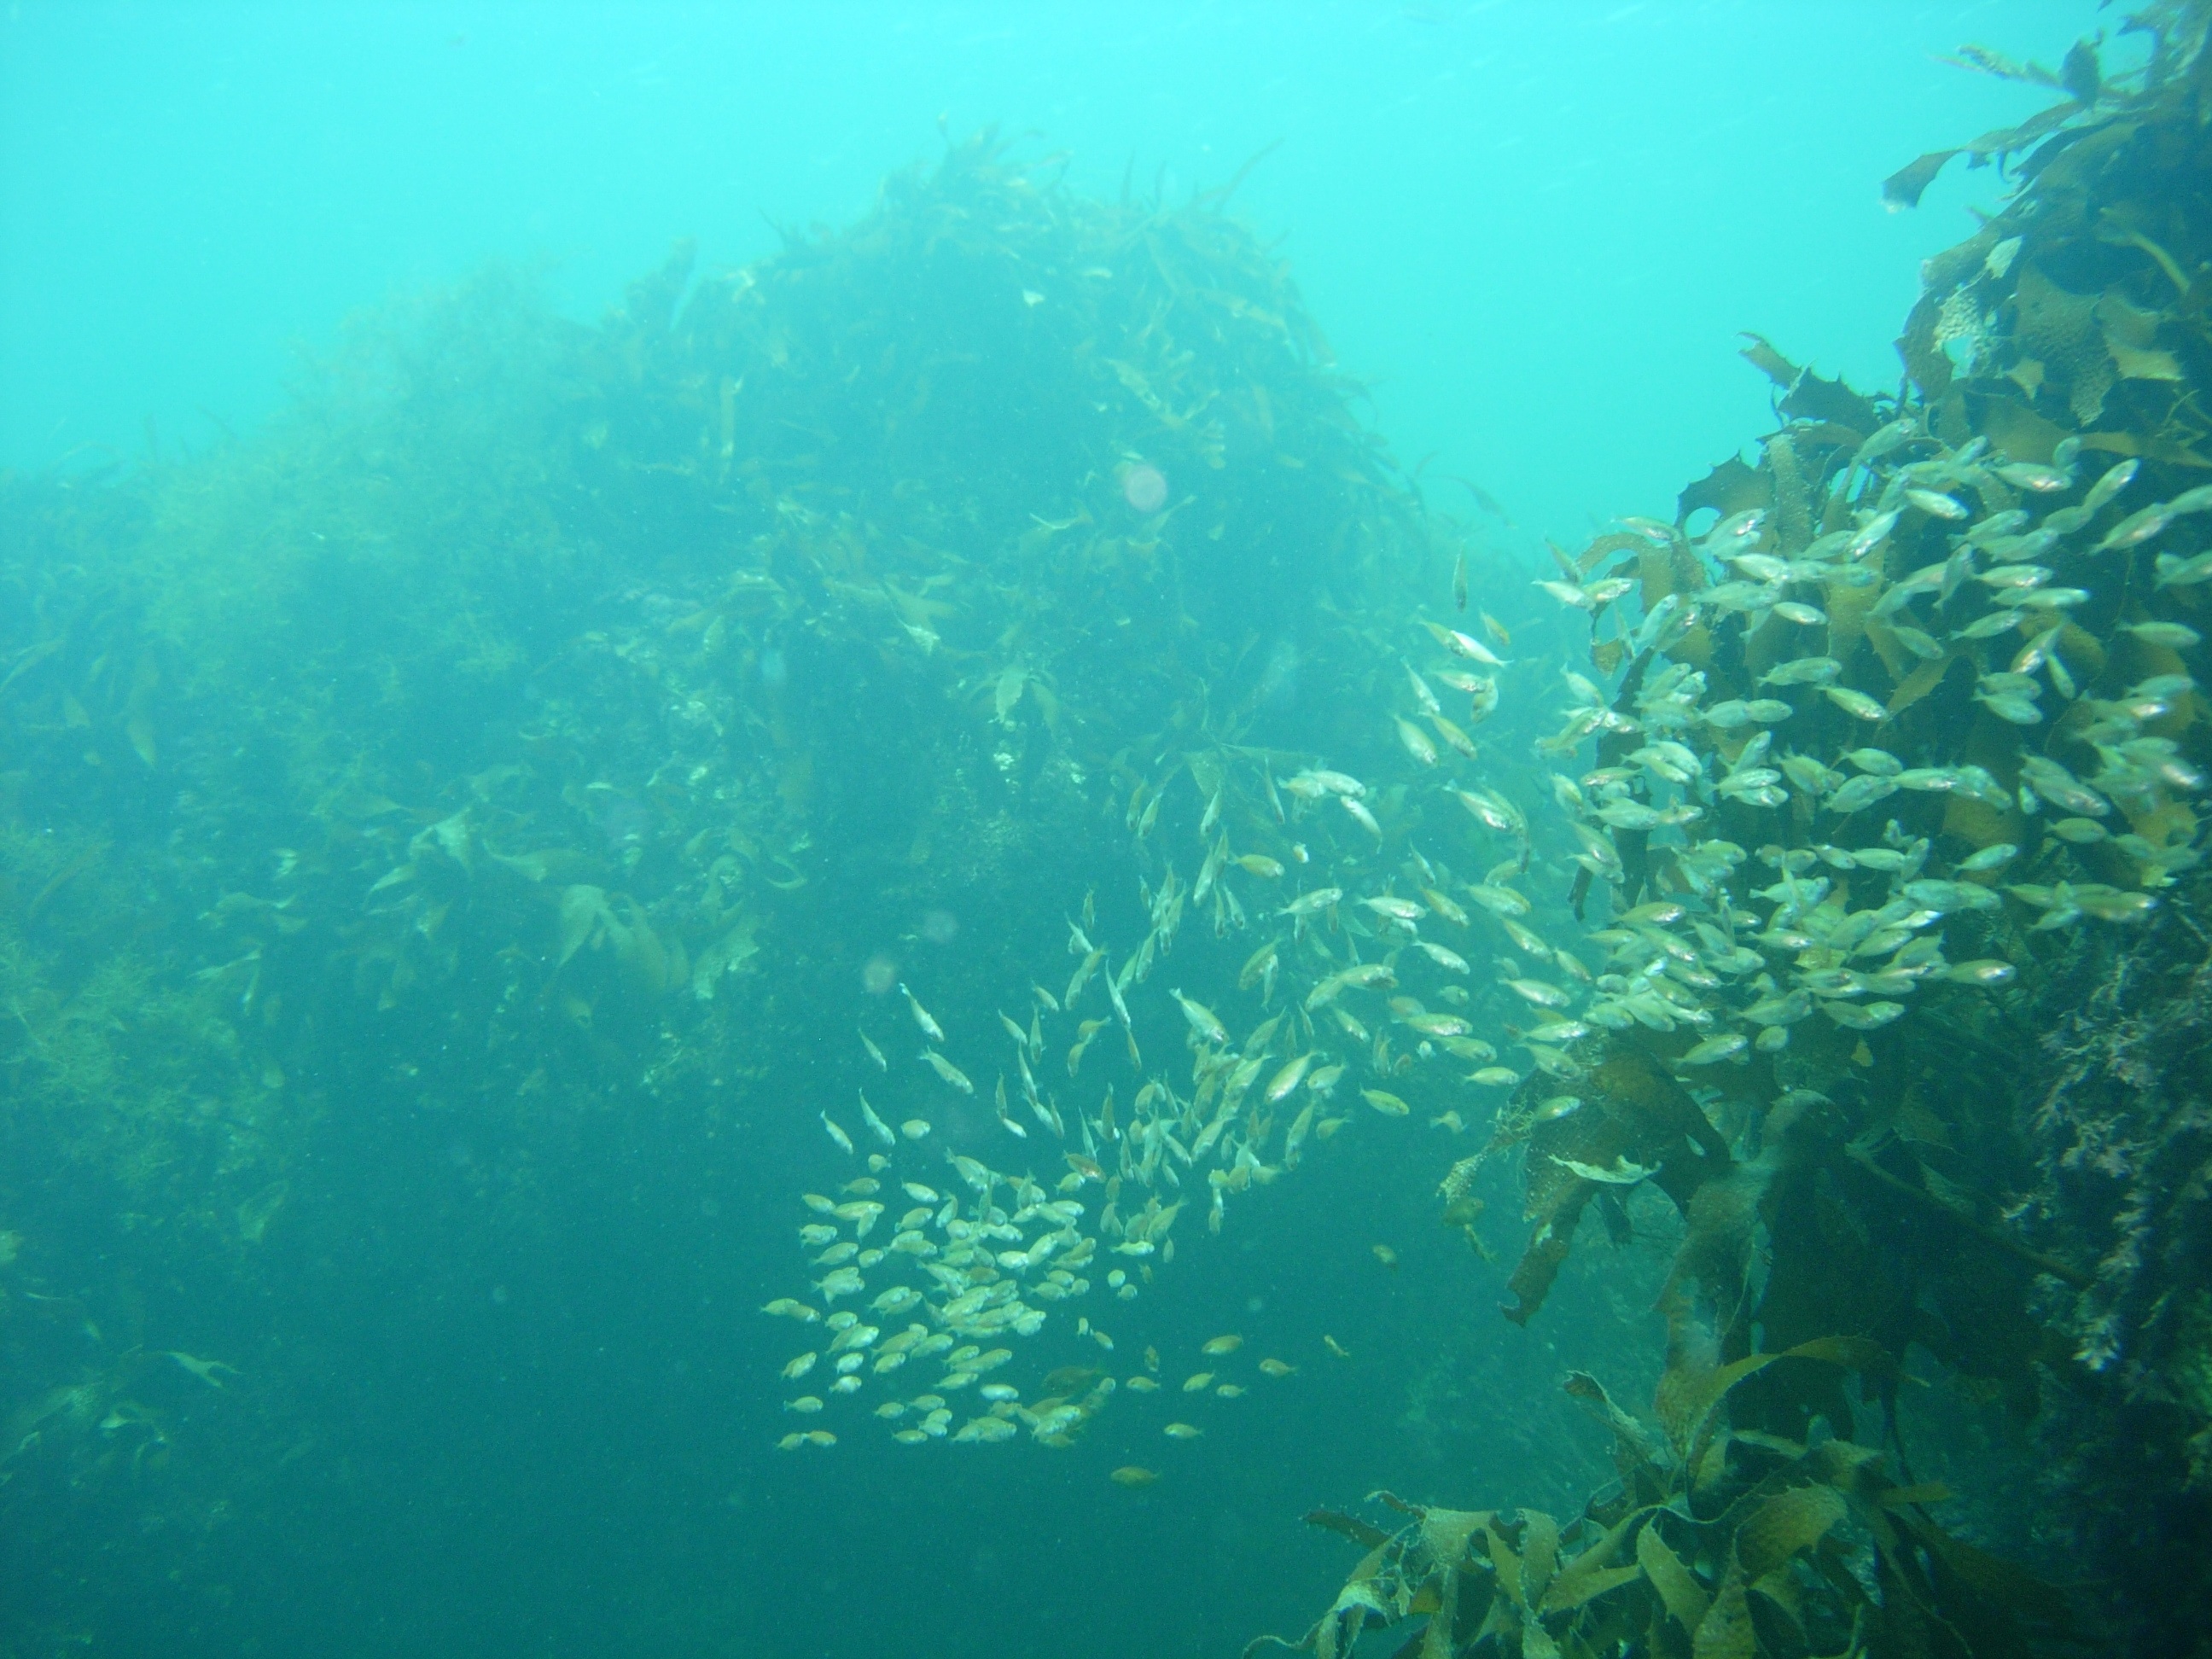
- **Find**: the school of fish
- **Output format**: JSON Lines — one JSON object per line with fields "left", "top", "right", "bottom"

{"left": 765, "top": 419, "right": 2203, "bottom": 1455}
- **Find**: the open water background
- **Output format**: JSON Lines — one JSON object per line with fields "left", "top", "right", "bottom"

{"left": 7, "top": 2, "right": 2094, "bottom": 542}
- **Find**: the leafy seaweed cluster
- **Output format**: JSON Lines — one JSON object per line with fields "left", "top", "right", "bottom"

{"left": 1265, "top": 5, "right": 2212, "bottom": 1654}
{"left": 1252, "top": 1341, "right": 2066, "bottom": 1659}
{"left": 0, "top": 131, "right": 1460, "bottom": 1638}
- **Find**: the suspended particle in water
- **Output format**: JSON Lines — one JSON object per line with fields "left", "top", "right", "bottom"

{"left": 1122, "top": 463, "right": 1167, "bottom": 515}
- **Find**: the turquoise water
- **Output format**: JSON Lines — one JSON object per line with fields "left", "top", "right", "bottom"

{"left": 0, "top": 4, "right": 2145, "bottom": 1656}
{"left": 6, "top": 3, "right": 2087, "bottom": 539}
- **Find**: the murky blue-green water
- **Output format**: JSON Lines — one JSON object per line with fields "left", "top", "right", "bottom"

{"left": 0, "top": 4, "right": 2158, "bottom": 1656}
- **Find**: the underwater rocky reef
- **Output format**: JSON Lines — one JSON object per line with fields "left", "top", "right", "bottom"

{"left": 3, "top": 5, "right": 2210, "bottom": 1656}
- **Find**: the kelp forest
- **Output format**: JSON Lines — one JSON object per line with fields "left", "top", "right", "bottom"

{"left": 3, "top": 5, "right": 2211, "bottom": 1656}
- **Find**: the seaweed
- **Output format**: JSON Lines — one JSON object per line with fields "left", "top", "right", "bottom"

{"left": 0, "top": 22, "right": 2205, "bottom": 1648}
{"left": 0, "top": 129, "right": 1467, "bottom": 1641}
{"left": 1249, "top": 1348, "right": 2069, "bottom": 1659}
{"left": 1260, "top": 5, "right": 2209, "bottom": 1651}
